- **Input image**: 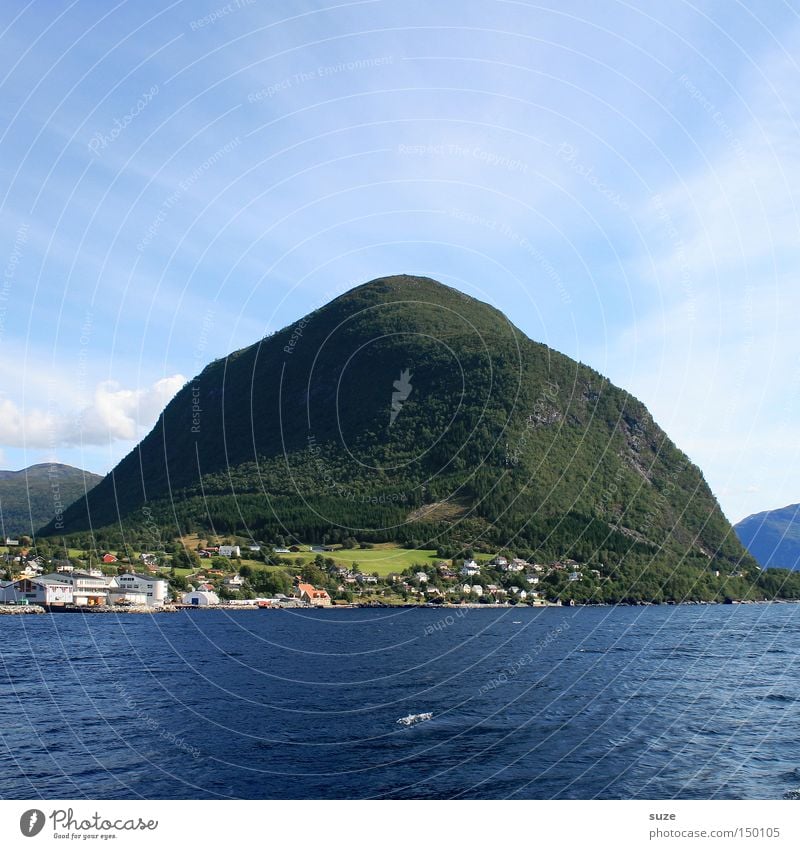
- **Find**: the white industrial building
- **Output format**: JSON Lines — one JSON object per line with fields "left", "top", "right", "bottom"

{"left": 38, "top": 571, "right": 109, "bottom": 606}
{"left": 0, "top": 577, "right": 73, "bottom": 605}
{"left": 108, "top": 573, "right": 168, "bottom": 607}
{"left": 181, "top": 590, "right": 220, "bottom": 606}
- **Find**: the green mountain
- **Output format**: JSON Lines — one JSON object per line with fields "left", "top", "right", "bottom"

{"left": 735, "top": 504, "right": 800, "bottom": 570}
{"left": 0, "top": 463, "right": 102, "bottom": 538}
{"left": 44, "top": 275, "right": 753, "bottom": 584}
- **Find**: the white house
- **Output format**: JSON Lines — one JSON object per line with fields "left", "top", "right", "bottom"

{"left": 0, "top": 577, "right": 73, "bottom": 605}
{"left": 505, "top": 558, "right": 527, "bottom": 572}
{"left": 460, "top": 560, "right": 480, "bottom": 577}
{"left": 414, "top": 571, "right": 429, "bottom": 583}
{"left": 493, "top": 556, "right": 508, "bottom": 568}
{"left": 526, "top": 575, "right": 540, "bottom": 585}
{"left": 109, "top": 573, "right": 168, "bottom": 607}
{"left": 218, "top": 545, "right": 241, "bottom": 558}
{"left": 222, "top": 575, "right": 245, "bottom": 590}
{"left": 471, "top": 585, "right": 483, "bottom": 596}
{"left": 182, "top": 590, "right": 220, "bottom": 606}
{"left": 567, "top": 571, "right": 582, "bottom": 583}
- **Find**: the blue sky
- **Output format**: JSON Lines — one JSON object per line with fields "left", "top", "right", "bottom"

{"left": 0, "top": 0, "right": 798, "bottom": 524}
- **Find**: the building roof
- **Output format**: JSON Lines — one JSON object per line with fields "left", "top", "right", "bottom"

{"left": 297, "top": 583, "right": 330, "bottom": 599}
{"left": 118, "top": 573, "right": 165, "bottom": 583}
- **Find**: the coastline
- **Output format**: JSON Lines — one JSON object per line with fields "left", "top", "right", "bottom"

{"left": 1, "top": 598, "right": 795, "bottom": 615}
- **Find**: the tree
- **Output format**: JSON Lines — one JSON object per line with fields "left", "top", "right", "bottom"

{"left": 173, "top": 548, "right": 201, "bottom": 570}
{"left": 251, "top": 569, "right": 292, "bottom": 596}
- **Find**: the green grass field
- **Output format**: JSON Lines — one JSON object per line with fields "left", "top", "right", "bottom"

{"left": 274, "top": 543, "right": 440, "bottom": 576}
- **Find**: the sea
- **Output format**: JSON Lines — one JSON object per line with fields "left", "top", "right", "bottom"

{"left": 1, "top": 603, "right": 800, "bottom": 800}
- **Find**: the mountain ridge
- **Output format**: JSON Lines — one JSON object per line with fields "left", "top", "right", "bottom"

{"left": 0, "top": 463, "right": 102, "bottom": 538}
{"left": 735, "top": 503, "right": 800, "bottom": 570}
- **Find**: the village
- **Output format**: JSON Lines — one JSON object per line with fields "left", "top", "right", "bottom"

{"left": 0, "top": 535, "right": 592, "bottom": 612}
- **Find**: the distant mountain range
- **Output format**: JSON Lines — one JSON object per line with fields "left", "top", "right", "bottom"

{"left": 0, "top": 464, "right": 102, "bottom": 539}
{"left": 735, "top": 504, "right": 800, "bottom": 570}
{"left": 44, "top": 275, "right": 754, "bottom": 591}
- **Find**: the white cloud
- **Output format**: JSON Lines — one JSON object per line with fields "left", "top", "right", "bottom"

{"left": 0, "top": 375, "right": 186, "bottom": 450}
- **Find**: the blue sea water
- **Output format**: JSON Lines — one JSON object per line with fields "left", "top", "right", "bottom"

{"left": 1, "top": 603, "right": 800, "bottom": 799}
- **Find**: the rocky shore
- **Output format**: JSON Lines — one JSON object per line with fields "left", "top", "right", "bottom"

{"left": 0, "top": 604, "right": 45, "bottom": 614}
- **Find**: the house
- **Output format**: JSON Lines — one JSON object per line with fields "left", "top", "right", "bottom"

{"left": 297, "top": 583, "right": 331, "bottom": 607}
{"left": 39, "top": 571, "right": 109, "bottom": 606}
{"left": 460, "top": 560, "right": 480, "bottom": 577}
{"left": 248, "top": 545, "right": 261, "bottom": 552}
{"left": 108, "top": 573, "right": 168, "bottom": 607}
{"left": 362, "top": 575, "right": 378, "bottom": 585}
{"left": 0, "top": 577, "right": 73, "bottom": 606}
{"left": 526, "top": 576, "right": 540, "bottom": 585}
{"left": 506, "top": 558, "right": 527, "bottom": 572}
{"left": 139, "top": 553, "right": 158, "bottom": 567}
{"left": 493, "top": 556, "right": 508, "bottom": 568}
{"left": 53, "top": 560, "right": 74, "bottom": 573}
{"left": 414, "top": 571, "right": 429, "bottom": 583}
{"left": 437, "top": 562, "right": 456, "bottom": 579}
{"left": 218, "top": 545, "right": 241, "bottom": 558}
{"left": 181, "top": 590, "right": 219, "bottom": 606}
{"left": 4, "top": 538, "right": 19, "bottom": 546}
{"left": 222, "top": 575, "right": 245, "bottom": 590}
{"left": 102, "top": 553, "right": 118, "bottom": 564}
{"left": 274, "top": 547, "right": 290, "bottom": 553}
{"left": 471, "top": 585, "right": 483, "bottom": 596}
{"left": 567, "top": 571, "right": 582, "bottom": 582}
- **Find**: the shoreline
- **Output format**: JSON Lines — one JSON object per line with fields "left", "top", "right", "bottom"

{"left": 1, "top": 598, "right": 796, "bottom": 615}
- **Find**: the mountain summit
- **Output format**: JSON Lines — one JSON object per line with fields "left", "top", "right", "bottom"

{"left": 45, "top": 275, "right": 750, "bottom": 572}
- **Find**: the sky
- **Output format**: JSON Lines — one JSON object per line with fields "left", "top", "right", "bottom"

{"left": 0, "top": 0, "right": 798, "bottom": 524}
